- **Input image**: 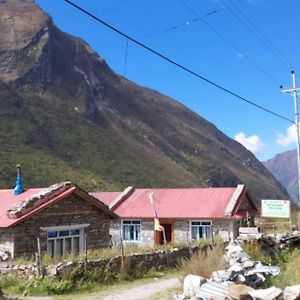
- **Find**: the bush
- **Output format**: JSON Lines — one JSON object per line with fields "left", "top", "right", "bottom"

{"left": 180, "top": 244, "right": 227, "bottom": 279}
{"left": 272, "top": 249, "right": 300, "bottom": 288}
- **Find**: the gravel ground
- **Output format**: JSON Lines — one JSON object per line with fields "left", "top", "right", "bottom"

{"left": 69, "top": 277, "right": 181, "bottom": 300}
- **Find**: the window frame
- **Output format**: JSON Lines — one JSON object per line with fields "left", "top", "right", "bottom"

{"left": 41, "top": 224, "right": 89, "bottom": 258}
{"left": 190, "top": 220, "right": 212, "bottom": 240}
{"left": 121, "top": 219, "right": 141, "bottom": 242}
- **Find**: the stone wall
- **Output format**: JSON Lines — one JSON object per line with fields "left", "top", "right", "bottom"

{"left": 0, "top": 230, "right": 14, "bottom": 257}
{"left": 6, "top": 194, "right": 112, "bottom": 258}
{"left": 0, "top": 244, "right": 213, "bottom": 278}
{"left": 110, "top": 219, "right": 155, "bottom": 247}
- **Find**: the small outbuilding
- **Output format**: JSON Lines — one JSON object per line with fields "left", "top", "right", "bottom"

{"left": 0, "top": 182, "right": 116, "bottom": 259}
{"left": 91, "top": 184, "right": 260, "bottom": 246}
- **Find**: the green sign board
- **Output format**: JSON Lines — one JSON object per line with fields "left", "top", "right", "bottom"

{"left": 261, "top": 199, "right": 290, "bottom": 218}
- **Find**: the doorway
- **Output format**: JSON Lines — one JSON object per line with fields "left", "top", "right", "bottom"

{"left": 154, "top": 222, "right": 173, "bottom": 245}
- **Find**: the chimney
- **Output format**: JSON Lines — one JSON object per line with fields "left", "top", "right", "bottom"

{"left": 13, "top": 164, "right": 24, "bottom": 195}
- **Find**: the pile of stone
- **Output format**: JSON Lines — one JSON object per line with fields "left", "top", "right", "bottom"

{"left": 173, "top": 241, "right": 300, "bottom": 300}
{"left": 0, "top": 249, "right": 10, "bottom": 262}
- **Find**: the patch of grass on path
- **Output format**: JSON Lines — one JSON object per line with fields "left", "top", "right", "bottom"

{"left": 54, "top": 269, "right": 179, "bottom": 300}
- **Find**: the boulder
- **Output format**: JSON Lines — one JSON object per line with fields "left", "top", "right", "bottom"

{"left": 182, "top": 274, "right": 206, "bottom": 299}
{"left": 249, "top": 286, "right": 283, "bottom": 300}
{"left": 227, "top": 284, "right": 254, "bottom": 300}
{"left": 283, "top": 285, "right": 300, "bottom": 300}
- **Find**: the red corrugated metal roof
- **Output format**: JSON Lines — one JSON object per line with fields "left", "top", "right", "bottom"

{"left": 0, "top": 187, "right": 74, "bottom": 227}
{"left": 109, "top": 187, "right": 241, "bottom": 219}
{"left": 0, "top": 186, "right": 116, "bottom": 228}
{"left": 90, "top": 192, "right": 120, "bottom": 206}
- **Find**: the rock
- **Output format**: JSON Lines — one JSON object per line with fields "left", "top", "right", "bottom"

{"left": 283, "top": 285, "right": 300, "bottom": 300}
{"left": 249, "top": 286, "right": 283, "bottom": 300}
{"left": 182, "top": 274, "right": 206, "bottom": 298}
{"left": 246, "top": 262, "right": 280, "bottom": 277}
{"left": 211, "top": 270, "right": 230, "bottom": 282}
{"left": 227, "top": 284, "right": 254, "bottom": 300}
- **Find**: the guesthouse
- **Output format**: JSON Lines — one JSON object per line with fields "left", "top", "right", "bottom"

{"left": 0, "top": 181, "right": 116, "bottom": 259}
{"left": 91, "top": 185, "right": 259, "bottom": 246}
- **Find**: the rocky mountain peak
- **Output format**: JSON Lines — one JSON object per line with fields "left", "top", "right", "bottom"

{"left": 0, "top": 0, "right": 289, "bottom": 204}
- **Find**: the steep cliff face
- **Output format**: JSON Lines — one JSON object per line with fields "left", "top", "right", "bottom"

{"left": 0, "top": 0, "right": 288, "bottom": 203}
{"left": 264, "top": 149, "right": 297, "bottom": 201}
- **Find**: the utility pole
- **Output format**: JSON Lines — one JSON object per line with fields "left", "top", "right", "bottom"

{"left": 281, "top": 71, "right": 300, "bottom": 228}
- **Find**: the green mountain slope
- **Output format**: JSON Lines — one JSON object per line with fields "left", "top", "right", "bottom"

{"left": 0, "top": 0, "right": 288, "bottom": 204}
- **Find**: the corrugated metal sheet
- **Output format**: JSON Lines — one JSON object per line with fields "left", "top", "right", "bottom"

{"left": 90, "top": 192, "right": 120, "bottom": 206}
{"left": 112, "top": 187, "right": 238, "bottom": 219}
{"left": 197, "top": 281, "right": 232, "bottom": 300}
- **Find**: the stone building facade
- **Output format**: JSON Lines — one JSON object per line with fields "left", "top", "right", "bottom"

{"left": 0, "top": 182, "right": 116, "bottom": 259}
{"left": 110, "top": 218, "right": 241, "bottom": 247}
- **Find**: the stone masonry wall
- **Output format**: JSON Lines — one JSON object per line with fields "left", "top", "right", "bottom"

{"left": 111, "top": 219, "right": 238, "bottom": 247}
{"left": 110, "top": 220, "right": 154, "bottom": 247}
{"left": 0, "top": 230, "right": 14, "bottom": 256}
{"left": 10, "top": 194, "right": 112, "bottom": 258}
{"left": 0, "top": 244, "right": 214, "bottom": 278}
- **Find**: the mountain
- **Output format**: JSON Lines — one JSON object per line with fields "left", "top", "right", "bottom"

{"left": 0, "top": 0, "right": 288, "bottom": 204}
{"left": 264, "top": 149, "right": 297, "bottom": 201}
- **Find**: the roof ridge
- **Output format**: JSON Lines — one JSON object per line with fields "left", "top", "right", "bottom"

{"left": 6, "top": 182, "right": 73, "bottom": 219}
{"left": 109, "top": 186, "right": 134, "bottom": 210}
{"left": 224, "top": 184, "right": 245, "bottom": 216}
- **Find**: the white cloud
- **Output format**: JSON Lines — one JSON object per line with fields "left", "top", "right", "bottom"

{"left": 234, "top": 132, "right": 264, "bottom": 155}
{"left": 276, "top": 125, "right": 298, "bottom": 147}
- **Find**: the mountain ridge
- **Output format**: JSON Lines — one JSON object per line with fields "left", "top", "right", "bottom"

{"left": 0, "top": 0, "right": 289, "bottom": 205}
{"left": 264, "top": 149, "right": 297, "bottom": 201}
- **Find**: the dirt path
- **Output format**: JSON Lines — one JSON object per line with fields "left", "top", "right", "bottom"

{"left": 71, "top": 277, "right": 180, "bottom": 300}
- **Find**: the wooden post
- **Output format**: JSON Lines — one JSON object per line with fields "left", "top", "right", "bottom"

{"left": 84, "top": 233, "right": 87, "bottom": 273}
{"left": 120, "top": 228, "right": 124, "bottom": 270}
{"left": 36, "top": 238, "right": 42, "bottom": 277}
{"left": 162, "top": 227, "right": 169, "bottom": 266}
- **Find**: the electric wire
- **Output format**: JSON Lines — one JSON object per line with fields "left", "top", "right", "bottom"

{"left": 63, "top": 0, "right": 293, "bottom": 124}
{"left": 221, "top": 0, "right": 294, "bottom": 70}
{"left": 140, "top": 0, "right": 244, "bottom": 38}
{"left": 180, "top": 0, "right": 280, "bottom": 85}
{"left": 196, "top": 126, "right": 281, "bottom": 182}
{"left": 229, "top": 0, "right": 294, "bottom": 70}
{"left": 123, "top": 38, "right": 129, "bottom": 78}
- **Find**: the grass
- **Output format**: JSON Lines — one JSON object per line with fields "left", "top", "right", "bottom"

{"left": 148, "top": 286, "right": 181, "bottom": 300}
{"left": 243, "top": 240, "right": 300, "bottom": 288}
{"left": 179, "top": 243, "right": 227, "bottom": 279}
{"left": 272, "top": 249, "right": 300, "bottom": 288}
{"left": 10, "top": 239, "right": 210, "bottom": 266}
{"left": 2, "top": 241, "right": 209, "bottom": 297}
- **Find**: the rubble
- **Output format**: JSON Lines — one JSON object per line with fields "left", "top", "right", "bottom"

{"left": 0, "top": 249, "right": 10, "bottom": 261}
{"left": 6, "top": 182, "right": 73, "bottom": 219}
{"left": 248, "top": 286, "right": 283, "bottom": 300}
{"left": 182, "top": 274, "right": 207, "bottom": 299}
{"left": 175, "top": 239, "right": 287, "bottom": 300}
{"left": 283, "top": 285, "right": 300, "bottom": 300}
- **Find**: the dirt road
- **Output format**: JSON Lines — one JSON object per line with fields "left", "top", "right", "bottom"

{"left": 70, "top": 277, "right": 181, "bottom": 300}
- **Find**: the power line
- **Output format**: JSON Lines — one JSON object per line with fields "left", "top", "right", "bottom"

{"left": 179, "top": 0, "right": 280, "bottom": 85}
{"left": 140, "top": 0, "right": 243, "bottom": 38}
{"left": 229, "top": 0, "right": 294, "bottom": 70}
{"left": 221, "top": 0, "right": 294, "bottom": 70}
{"left": 63, "top": 0, "right": 293, "bottom": 124}
{"left": 140, "top": 10, "right": 218, "bottom": 38}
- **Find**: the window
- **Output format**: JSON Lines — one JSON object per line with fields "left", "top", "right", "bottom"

{"left": 122, "top": 220, "right": 141, "bottom": 241}
{"left": 42, "top": 225, "right": 88, "bottom": 258}
{"left": 190, "top": 221, "right": 212, "bottom": 240}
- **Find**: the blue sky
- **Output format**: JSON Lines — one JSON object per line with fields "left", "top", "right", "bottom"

{"left": 35, "top": 0, "right": 300, "bottom": 161}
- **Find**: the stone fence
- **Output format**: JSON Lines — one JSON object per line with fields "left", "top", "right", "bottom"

{"left": 0, "top": 244, "right": 213, "bottom": 278}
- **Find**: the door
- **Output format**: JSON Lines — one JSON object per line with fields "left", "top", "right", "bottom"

{"left": 154, "top": 222, "right": 173, "bottom": 245}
